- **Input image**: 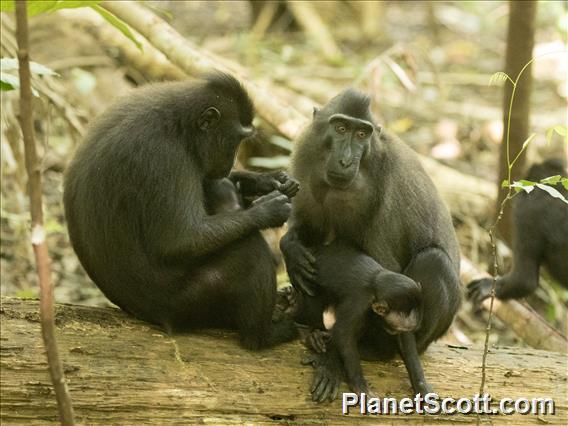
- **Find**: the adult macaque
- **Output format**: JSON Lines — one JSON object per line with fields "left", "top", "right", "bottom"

{"left": 468, "top": 158, "right": 568, "bottom": 303}
{"left": 281, "top": 89, "right": 461, "bottom": 401}
{"left": 64, "top": 73, "right": 298, "bottom": 350}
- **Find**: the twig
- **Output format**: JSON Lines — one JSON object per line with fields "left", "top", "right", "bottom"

{"left": 495, "top": 1, "right": 537, "bottom": 242}
{"left": 382, "top": 55, "right": 417, "bottom": 93}
{"left": 14, "top": 2, "right": 75, "bottom": 425}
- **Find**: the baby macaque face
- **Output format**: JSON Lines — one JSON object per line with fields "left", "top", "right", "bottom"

{"left": 371, "top": 274, "right": 423, "bottom": 335}
{"left": 372, "top": 300, "right": 420, "bottom": 335}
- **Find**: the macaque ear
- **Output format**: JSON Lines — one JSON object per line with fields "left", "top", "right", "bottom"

{"left": 371, "top": 300, "right": 389, "bottom": 316}
{"left": 198, "top": 107, "right": 221, "bottom": 130}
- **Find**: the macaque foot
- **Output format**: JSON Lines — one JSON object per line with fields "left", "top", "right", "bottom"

{"left": 303, "top": 329, "right": 331, "bottom": 354}
{"left": 310, "top": 356, "right": 343, "bottom": 403}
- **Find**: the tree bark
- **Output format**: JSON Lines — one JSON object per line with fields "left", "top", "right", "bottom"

{"left": 1, "top": 298, "right": 566, "bottom": 424}
{"left": 496, "top": 1, "right": 537, "bottom": 243}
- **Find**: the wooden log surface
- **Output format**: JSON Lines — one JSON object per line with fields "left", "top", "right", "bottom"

{"left": 1, "top": 298, "right": 566, "bottom": 424}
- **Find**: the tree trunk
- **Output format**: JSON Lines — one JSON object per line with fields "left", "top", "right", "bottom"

{"left": 496, "top": 1, "right": 537, "bottom": 243}
{"left": 1, "top": 298, "right": 566, "bottom": 424}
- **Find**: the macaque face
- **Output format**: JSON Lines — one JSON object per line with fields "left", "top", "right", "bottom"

{"left": 372, "top": 300, "right": 421, "bottom": 335}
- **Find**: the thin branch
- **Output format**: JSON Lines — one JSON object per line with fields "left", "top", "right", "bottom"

{"left": 14, "top": 1, "right": 75, "bottom": 425}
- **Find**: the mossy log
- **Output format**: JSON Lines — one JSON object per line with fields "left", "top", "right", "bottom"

{"left": 1, "top": 297, "right": 566, "bottom": 424}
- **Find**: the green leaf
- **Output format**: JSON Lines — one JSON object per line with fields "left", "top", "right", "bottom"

{"left": 535, "top": 183, "right": 568, "bottom": 204}
{"left": 0, "top": 80, "right": 15, "bottom": 91}
{"left": 501, "top": 179, "right": 510, "bottom": 188}
{"left": 562, "top": 178, "right": 568, "bottom": 191}
{"left": 53, "top": 1, "right": 100, "bottom": 9}
{"left": 540, "top": 175, "right": 561, "bottom": 185}
{"left": 546, "top": 127, "right": 554, "bottom": 145}
{"left": 1, "top": 74, "right": 39, "bottom": 96}
{"left": 0, "top": 1, "right": 100, "bottom": 16}
{"left": 0, "top": 72, "right": 19, "bottom": 90}
{"left": 0, "top": 1, "right": 14, "bottom": 12}
{"left": 510, "top": 180, "right": 535, "bottom": 194}
{"left": 27, "top": 1, "right": 59, "bottom": 16}
{"left": 510, "top": 133, "right": 536, "bottom": 168}
{"left": 521, "top": 133, "right": 536, "bottom": 151}
{"left": 91, "top": 4, "right": 142, "bottom": 51}
{"left": 30, "top": 1, "right": 100, "bottom": 16}
{"left": 1, "top": 58, "right": 58, "bottom": 76}
{"left": 489, "top": 71, "right": 510, "bottom": 85}
{"left": 0, "top": 61, "right": 41, "bottom": 97}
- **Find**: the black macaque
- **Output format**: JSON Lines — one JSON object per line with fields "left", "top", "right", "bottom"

{"left": 293, "top": 241, "right": 423, "bottom": 401}
{"left": 468, "top": 158, "right": 568, "bottom": 304}
{"left": 64, "top": 73, "right": 299, "bottom": 350}
{"left": 280, "top": 89, "right": 462, "bottom": 401}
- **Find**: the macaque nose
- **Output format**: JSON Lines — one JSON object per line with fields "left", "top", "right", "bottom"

{"left": 339, "top": 157, "right": 352, "bottom": 168}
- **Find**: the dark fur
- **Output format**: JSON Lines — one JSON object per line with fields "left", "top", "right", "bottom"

{"left": 281, "top": 89, "right": 462, "bottom": 401}
{"left": 468, "top": 159, "right": 568, "bottom": 303}
{"left": 295, "top": 241, "right": 423, "bottom": 400}
{"left": 64, "top": 73, "right": 297, "bottom": 350}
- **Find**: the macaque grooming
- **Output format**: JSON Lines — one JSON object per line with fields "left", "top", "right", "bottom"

{"left": 64, "top": 73, "right": 299, "bottom": 350}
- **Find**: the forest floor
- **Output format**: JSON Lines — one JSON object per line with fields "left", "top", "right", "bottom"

{"left": 1, "top": 1, "right": 567, "bottom": 347}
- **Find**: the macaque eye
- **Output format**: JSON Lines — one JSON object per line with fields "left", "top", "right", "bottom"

{"left": 335, "top": 124, "right": 347, "bottom": 134}
{"left": 356, "top": 130, "right": 367, "bottom": 139}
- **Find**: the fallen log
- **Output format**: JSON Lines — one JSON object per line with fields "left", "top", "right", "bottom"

{"left": 1, "top": 298, "right": 566, "bottom": 424}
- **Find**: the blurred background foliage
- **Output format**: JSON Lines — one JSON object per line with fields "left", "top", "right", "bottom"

{"left": 1, "top": 0, "right": 567, "bottom": 346}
